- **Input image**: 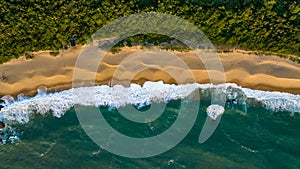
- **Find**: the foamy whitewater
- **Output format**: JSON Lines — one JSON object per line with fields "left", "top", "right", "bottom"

{"left": 1, "top": 81, "right": 300, "bottom": 123}
{"left": 206, "top": 104, "right": 225, "bottom": 120}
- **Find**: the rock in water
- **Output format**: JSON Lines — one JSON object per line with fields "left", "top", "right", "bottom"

{"left": 206, "top": 104, "right": 225, "bottom": 120}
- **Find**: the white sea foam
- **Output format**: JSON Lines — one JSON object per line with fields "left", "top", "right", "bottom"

{"left": 206, "top": 104, "right": 225, "bottom": 120}
{"left": 0, "top": 81, "right": 299, "bottom": 123}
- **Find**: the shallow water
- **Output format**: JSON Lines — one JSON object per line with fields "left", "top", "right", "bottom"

{"left": 0, "top": 99, "right": 299, "bottom": 169}
{"left": 1, "top": 82, "right": 299, "bottom": 168}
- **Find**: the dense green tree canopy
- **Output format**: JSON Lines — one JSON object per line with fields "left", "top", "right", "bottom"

{"left": 0, "top": 0, "right": 299, "bottom": 63}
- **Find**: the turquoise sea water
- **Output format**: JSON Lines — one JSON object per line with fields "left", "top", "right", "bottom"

{"left": 0, "top": 98, "right": 299, "bottom": 169}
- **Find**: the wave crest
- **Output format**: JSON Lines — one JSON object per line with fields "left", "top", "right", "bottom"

{"left": 1, "top": 82, "right": 299, "bottom": 123}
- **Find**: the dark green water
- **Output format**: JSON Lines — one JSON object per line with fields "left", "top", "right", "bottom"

{"left": 0, "top": 100, "right": 299, "bottom": 169}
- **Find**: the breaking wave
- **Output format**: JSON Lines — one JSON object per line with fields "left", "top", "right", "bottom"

{"left": 0, "top": 81, "right": 299, "bottom": 123}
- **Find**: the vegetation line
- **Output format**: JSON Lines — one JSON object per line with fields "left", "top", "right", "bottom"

{"left": 1, "top": 0, "right": 299, "bottom": 64}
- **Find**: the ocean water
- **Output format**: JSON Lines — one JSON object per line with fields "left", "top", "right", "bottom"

{"left": 0, "top": 82, "right": 299, "bottom": 169}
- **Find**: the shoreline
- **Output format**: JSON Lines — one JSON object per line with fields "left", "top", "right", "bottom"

{"left": 1, "top": 46, "right": 300, "bottom": 98}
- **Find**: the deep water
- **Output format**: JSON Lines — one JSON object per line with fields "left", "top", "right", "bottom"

{"left": 0, "top": 100, "right": 299, "bottom": 169}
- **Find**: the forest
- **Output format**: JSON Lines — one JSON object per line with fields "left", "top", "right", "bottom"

{"left": 0, "top": 0, "right": 299, "bottom": 63}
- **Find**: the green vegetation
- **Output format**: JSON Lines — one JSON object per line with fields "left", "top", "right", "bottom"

{"left": 0, "top": 0, "right": 299, "bottom": 63}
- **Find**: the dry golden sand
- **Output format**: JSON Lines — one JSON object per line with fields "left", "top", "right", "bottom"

{"left": 0, "top": 46, "right": 300, "bottom": 97}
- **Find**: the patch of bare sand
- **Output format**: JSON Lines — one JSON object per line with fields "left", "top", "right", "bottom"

{"left": 0, "top": 46, "right": 299, "bottom": 97}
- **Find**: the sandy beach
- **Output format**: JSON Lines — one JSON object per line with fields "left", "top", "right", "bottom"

{"left": 0, "top": 46, "right": 300, "bottom": 97}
